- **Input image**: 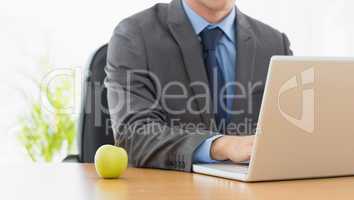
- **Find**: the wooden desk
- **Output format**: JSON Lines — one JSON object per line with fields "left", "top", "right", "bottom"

{"left": 2, "top": 164, "right": 354, "bottom": 200}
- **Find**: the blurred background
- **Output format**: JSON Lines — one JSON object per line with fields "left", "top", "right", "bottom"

{"left": 1, "top": 0, "right": 353, "bottom": 163}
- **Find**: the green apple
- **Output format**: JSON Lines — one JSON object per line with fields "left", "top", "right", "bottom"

{"left": 94, "top": 145, "right": 128, "bottom": 179}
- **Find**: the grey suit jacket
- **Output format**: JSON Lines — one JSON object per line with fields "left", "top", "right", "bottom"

{"left": 105, "top": 0, "right": 292, "bottom": 172}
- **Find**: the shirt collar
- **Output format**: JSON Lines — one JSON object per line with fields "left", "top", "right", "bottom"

{"left": 182, "top": 0, "right": 236, "bottom": 42}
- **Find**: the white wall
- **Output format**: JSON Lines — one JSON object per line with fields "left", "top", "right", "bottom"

{"left": 1, "top": 0, "right": 353, "bottom": 162}
{"left": 237, "top": 0, "right": 354, "bottom": 56}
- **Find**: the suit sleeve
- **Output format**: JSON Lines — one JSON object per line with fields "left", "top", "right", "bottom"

{"left": 193, "top": 135, "right": 223, "bottom": 163}
{"left": 104, "top": 18, "right": 216, "bottom": 172}
{"left": 282, "top": 33, "right": 293, "bottom": 55}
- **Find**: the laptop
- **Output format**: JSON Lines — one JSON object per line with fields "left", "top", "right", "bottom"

{"left": 193, "top": 56, "right": 354, "bottom": 182}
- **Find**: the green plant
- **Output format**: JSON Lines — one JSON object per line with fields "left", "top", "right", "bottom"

{"left": 17, "top": 74, "right": 76, "bottom": 162}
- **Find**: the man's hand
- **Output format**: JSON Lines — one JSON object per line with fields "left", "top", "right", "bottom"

{"left": 210, "top": 135, "right": 255, "bottom": 163}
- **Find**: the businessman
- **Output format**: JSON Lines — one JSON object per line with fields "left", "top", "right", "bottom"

{"left": 105, "top": 0, "right": 292, "bottom": 171}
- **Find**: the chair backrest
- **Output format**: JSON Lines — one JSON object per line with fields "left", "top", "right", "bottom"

{"left": 77, "top": 44, "right": 114, "bottom": 163}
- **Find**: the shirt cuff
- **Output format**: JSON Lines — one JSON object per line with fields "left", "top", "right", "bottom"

{"left": 193, "top": 135, "right": 223, "bottom": 163}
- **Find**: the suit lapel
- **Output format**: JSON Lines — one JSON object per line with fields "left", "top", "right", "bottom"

{"left": 231, "top": 9, "right": 257, "bottom": 125}
{"left": 167, "top": 0, "right": 213, "bottom": 126}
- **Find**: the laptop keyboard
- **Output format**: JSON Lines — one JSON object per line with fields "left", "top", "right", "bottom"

{"left": 202, "top": 163, "right": 249, "bottom": 174}
{"left": 216, "top": 164, "right": 249, "bottom": 174}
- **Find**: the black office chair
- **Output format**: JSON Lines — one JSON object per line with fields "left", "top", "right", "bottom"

{"left": 64, "top": 44, "right": 115, "bottom": 163}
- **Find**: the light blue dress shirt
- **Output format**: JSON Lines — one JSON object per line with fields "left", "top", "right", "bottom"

{"left": 181, "top": 0, "right": 237, "bottom": 163}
